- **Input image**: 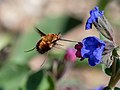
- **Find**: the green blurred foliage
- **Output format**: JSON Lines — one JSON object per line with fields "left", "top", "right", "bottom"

{"left": 0, "top": 34, "right": 12, "bottom": 51}
{"left": 0, "top": 15, "right": 81, "bottom": 90}
{"left": 26, "top": 69, "right": 44, "bottom": 90}
{"left": 0, "top": 1, "right": 115, "bottom": 88}
{"left": 97, "top": 0, "right": 111, "bottom": 10}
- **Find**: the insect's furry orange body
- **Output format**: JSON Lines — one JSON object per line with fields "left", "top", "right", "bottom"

{"left": 25, "top": 27, "right": 76, "bottom": 54}
{"left": 36, "top": 34, "right": 61, "bottom": 54}
{"left": 25, "top": 27, "right": 77, "bottom": 66}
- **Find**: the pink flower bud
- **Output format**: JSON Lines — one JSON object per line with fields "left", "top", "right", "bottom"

{"left": 64, "top": 48, "right": 77, "bottom": 62}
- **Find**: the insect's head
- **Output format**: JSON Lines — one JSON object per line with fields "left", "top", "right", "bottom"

{"left": 51, "top": 33, "right": 61, "bottom": 42}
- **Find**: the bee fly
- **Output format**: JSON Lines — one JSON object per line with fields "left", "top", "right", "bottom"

{"left": 25, "top": 27, "right": 77, "bottom": 54}
{"left": 25, "top": 27, "right": 77, "bottom": 67}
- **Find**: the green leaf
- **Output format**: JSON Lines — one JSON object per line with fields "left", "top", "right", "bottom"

{"left": 37, "top": 73, "right": 55, "bottom": 90}
{"left": 37, "top": 75, "right": 50, "bottom": 90}
{"left": 26, "top": 69, "right": 44, "bottom": 90}
{"left": 103, "top": 87, "right": 112, "bottom": 90}
{"left": 105, "top": 67, "right": 112, "bottom": 76}
{"left": 47, "top": 74, "right": 55, "bottom": 90}
{"left": 112, "top": 47, "right": 119, "bottom": 57}
{"left": 0, "top": 64, "right": 29, "bottom": 90}
{"left": 114, "top": 87, "right": 120, "bottom": 90}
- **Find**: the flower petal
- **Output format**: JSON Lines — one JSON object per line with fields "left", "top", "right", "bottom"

{"left": 85, "top": 6, "right": 104, "bottom": 30}
{"left": 88, "top": 55, "right": 98, "bottom": 66}
{"left": 86, "top": 18, "right": 92, "bottom": 30}
{"left": 81, "top": 36, "right": 106, "bottom": 66}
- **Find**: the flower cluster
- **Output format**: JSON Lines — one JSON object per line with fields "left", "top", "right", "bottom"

{"left": 73, "top": 6, "right": 114, "bottom": 67}
{"left": 73, "top": 6, "right": 120, "bottom": 89}
{"left": 63, "top": 6, "right": 120, "bottom": 89}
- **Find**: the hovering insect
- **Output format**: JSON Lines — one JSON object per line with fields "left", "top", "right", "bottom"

{"left": 25, "top": 27, "right": 77, "bottom": 54}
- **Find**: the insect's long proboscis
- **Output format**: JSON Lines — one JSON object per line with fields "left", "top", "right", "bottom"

{"left": 60, "top": 38, "right": 78, "bottom": 42}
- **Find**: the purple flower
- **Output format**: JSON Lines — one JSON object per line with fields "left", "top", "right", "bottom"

{"left": 64, "top": 48, "right": 77, "bottom": 62}
{"left": 75, "top": 36, "right": 106, "bottom": 66}
{"left": 86, "top": 6, "right": 104, "bottom": 30}
{"left": 75, "top": 42, "right": 83, "bottom": 59}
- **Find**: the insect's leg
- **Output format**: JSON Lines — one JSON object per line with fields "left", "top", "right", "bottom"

{"left": 24, "top": 47, "right": 36, "bottom": 52}
{"left": 40, "top": 53, "right": 48, "bottom": 68}
{"left": 53, "top": 45, "right": 65, "bottom": 50}
{"left": 55, "top": 43, "right": 64, "bottom": 46}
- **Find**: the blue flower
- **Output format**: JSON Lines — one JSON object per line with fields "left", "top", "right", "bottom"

{"left": 94, "top": 86, "right": 104, "bottom": 90}
{"left": 75, "top": 36, "right": 106, "bottom": 66}
{"left": 85, "top": 6, "right": 104, "bottom": 30}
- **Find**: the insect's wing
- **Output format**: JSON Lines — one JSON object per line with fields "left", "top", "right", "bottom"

{"left": 58, "top": 32, "right": 61, "bottom": 35}
{"left": 35, "top": 27, "right": 46, "bottom": 36}
{"left": 39, "top": 53, "right": 48, "bottom": 68}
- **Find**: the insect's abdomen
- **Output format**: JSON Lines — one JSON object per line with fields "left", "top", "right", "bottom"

{"left": 36, "top": 40, "right": 51, "bottom": 54}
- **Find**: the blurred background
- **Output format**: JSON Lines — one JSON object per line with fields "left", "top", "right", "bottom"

{"left": 0, "top": 0, "right": 120, "bottom": 90}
